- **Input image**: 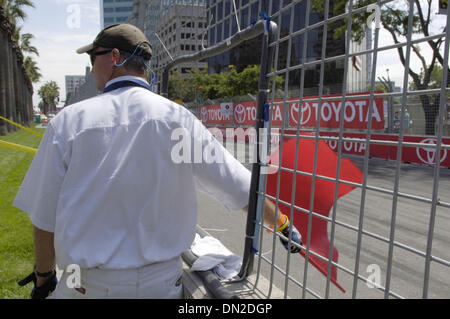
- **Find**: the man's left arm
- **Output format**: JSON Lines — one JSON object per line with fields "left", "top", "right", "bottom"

{"left": 14, "top": 123, "right": 66, "bottom": 298}
{"left": 33, "top": 226, "right": 56, "bottom": 287}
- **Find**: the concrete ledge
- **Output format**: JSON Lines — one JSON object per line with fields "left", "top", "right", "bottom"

{"left": 182, "top": 226, "right": 286, "bottom": 299}
{"left": 182, "top": 260, "right": 286, "bottom": 299}
{"left": 182, "top": 264, "right": 213, "bottom": 299}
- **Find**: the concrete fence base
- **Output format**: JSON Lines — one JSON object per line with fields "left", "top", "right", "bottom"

{"left": 181, "top": 260, "right": 285, "bottom": 299}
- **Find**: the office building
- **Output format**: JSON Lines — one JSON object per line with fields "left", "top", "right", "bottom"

{"left": 65, "top": 75, "right": 86, "bottom": 99}
{"left": 100, "top": 0, "right": 135, "bottom": 29}
{"left": 126, "top": 0, "right": 163, "bottom": 70}
{"left": 124, "top": 1, "right": 207, "bottom": 75}
{"left": 154, "top": 0, "right": 207, "bottom": 75}
{"left": 144, "top": 0, "right": 163, "bottom": 69}
{"left": 127, "top": 0, "right": 148, "bottom": 31}
{"left": 206, "top": 0, "right": 368, "bottom": 95}
{"left": 64, "top": 67, "right": 98, "bottom": 106}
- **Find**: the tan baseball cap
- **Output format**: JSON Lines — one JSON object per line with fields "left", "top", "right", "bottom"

{"left": 76, "top": 24, "right": 152, "bottom": 59}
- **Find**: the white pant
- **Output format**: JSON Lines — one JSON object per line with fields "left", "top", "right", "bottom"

{"left": 48, "top": 257, "right": 183, "bottom": 299}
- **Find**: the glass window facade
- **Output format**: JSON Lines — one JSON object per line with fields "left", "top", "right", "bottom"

{"left": 102, "top": 0, "right": 135, "bottom": 28}
{"left": 206, "top": 0, "right": 346, "bottom": 94}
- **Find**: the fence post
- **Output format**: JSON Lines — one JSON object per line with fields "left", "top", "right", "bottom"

{"left": 161, "top": 69, "right": 169, "bottom": 99}
{"left": 238, "top": 19, "right": 278, "bottom": 279}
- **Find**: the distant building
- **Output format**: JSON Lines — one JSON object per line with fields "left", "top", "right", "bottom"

{"left": 125, "top": 0, "right": 162, "bottom": 70}
{"left": 144, "top": 0, "right": 163, "bottom": 70}
{"left": 65, "top": 75, "right": 86, "bottom": 99}
{"left": 125, "top": 0, "right": 207, "bottom": 81}
{"left": 206, "top": 0, "right": 368, "bottom": 95}
{"left": 154, "top": 0, "right": 207, "bottom": 76}
{"left": 126, "top": 0, "right": 147, "bottom": 31}
{"left": 64, "top": 67, "right": 98, "bottom": 107}
{"left": 100, "top": 0, "right": 134, "bottom": 29}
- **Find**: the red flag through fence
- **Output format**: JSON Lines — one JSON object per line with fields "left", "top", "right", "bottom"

{"left": 266, "top": 135, "right": 363, "bottom": 293}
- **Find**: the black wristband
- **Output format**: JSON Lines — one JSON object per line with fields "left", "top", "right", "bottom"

{"left": 34, "top": 269, "right": 55, "bottom": 278}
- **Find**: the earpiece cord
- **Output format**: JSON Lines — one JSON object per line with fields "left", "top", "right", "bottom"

{"left": 114, "top": 43, "right": 144, "bottom": 67}
{"left": 113, "top": 43, "right": 156, "bottom": 88}
{"left": 142, "top": 58, "right": 157, "bottom": 87}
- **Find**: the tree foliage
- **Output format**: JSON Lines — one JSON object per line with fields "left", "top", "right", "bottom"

{"left": 1, "top": 0, "right": 34, "bottom": 30}
{"left": 23, "top": 56, "right": 41, "bottom": 82}
{"left": 168, "top": 65, "right": 284, "bottom": 102}
{"left": 19, "top": 31, "right": 40, "bottom": 83}
{"left": 311, "top": 0, "right": 448, "bottom": 135}
{"left": 19, "top": 32, "right": 38, "bottom": 56}
{"left": 38, "top": 81, "right": 59, "bottom": 114}
{"left": 410, "top": 63, "right": 445, "bottom": 91}
{"left": 1, "top": 1, "right": 40, "bottom": 83}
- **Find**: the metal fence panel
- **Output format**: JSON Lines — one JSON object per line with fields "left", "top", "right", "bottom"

{"left": 162, "top": 0, "right": 450, "bottom": 299}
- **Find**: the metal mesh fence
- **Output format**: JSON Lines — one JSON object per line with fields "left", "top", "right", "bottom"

{"left": 162, "top": 0, "right": 450, "bottom": 298}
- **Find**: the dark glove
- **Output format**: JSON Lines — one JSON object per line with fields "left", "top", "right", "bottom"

{"left": 18, "top": 269, "right": 57, "bottom": 299}
{"left": 277, "top": 215, "right": 302, "bottom": 254}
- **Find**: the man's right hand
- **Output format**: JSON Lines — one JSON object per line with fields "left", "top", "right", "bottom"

{"left": 277, "top": 215, "right": 302, "bottom": 254}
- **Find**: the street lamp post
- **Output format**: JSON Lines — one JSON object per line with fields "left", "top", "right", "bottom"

{"left": 386, "top": 69, "right": 394, "bottom": 133}
{"left": 378, "top": 68, "right": 394, "bottom": 133}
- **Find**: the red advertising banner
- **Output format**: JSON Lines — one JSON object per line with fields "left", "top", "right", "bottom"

{"left": 232, "top": 101, "right": 284, "bottom": 126}
{"left": 199, "top": 93, "right": 450, "bottom": 168}
{"left": 319, "top": 132, "right": 450, "bottom": 168}
{"left": 288, "top": 92, "right": 385, "bottom": 130}
{"left": 232, "top": 101, "right": 257, "bottom": 125}
{"left": 200, "top": 92, "right": 385, "bottom": 130}
{"left": 199, "top": 103, "right": 233, "bottom": 125}
{"left": 203, "top": 125, "right": 450, "bottom": 168}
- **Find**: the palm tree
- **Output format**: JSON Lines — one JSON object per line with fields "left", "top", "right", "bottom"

{"left": 20, "top": 31, "right": 40, "bottom": 83}
{"left": 38, "top": 81, "right": 60, "bottom": 115}
{"left": 0, "top": 6, "right": 8, "bottom": 135}
{"left": 0, "top": 0, "right": 35, "bottom": 133}
{"left": 2, "top": 1, "right": 37, "bottom": 61}
{"left": 24, "top": 56, "right": 41, "bottom": 83}
{"left": 19, "top": 32, "right": 38, "bottom": 55}
{"left": 1, "top": 0, "right": 34, "bottom": 28}
{"left": 11, "top": 25, "right": 38, "bottom": 53}
{"left": 11, "top": 22, "right": 20, "bottom": 40}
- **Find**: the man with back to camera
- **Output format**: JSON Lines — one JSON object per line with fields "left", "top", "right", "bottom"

{"left": 14, "top": 24, "right": 302, "bottom": 299}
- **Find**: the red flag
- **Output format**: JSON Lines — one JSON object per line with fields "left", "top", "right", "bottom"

{"left": 266, "top": 135, "right": 363, "bottom": 293}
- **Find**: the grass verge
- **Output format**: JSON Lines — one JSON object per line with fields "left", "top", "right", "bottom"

{"left": 0, "top": 124, "right": 45, "bottom": 298}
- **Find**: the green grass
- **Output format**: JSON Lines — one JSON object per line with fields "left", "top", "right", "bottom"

{"left": 0, "top": 124, "right": 45, "bottom": 298}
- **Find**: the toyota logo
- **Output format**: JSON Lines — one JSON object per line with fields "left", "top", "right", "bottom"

{"left": 416, "top": 138, "right": 448, "bottom": 165}
{"left": 201, "top": 107, "right": 208, "bottom": 122}
{"left": 290, "top": 102, "right": 311, "bottom": 125}
{"left": 234, "top": 104, "right": 246, "bottom": 124}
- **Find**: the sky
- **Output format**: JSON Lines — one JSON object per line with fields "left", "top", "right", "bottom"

{"left": 21, "top": 0, "right": 101, "bottom": 108}
{"left": 17, "top": 0, "right": 448, "bottom": 110}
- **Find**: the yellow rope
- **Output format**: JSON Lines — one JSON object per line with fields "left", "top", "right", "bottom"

{"left": 0, "top": 115, "right": 44, "bottom": 138}
{"left": 0, "top": 139, "right": 37, "bottom": 154}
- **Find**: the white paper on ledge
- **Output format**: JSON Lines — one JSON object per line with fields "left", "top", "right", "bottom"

{"left": 190, "top": 233, "right": 243, "bottom": 280}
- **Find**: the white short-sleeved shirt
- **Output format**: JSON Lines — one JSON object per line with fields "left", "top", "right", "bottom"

{"left": 14, "top": 75, "right": 251, "bottom": 270}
